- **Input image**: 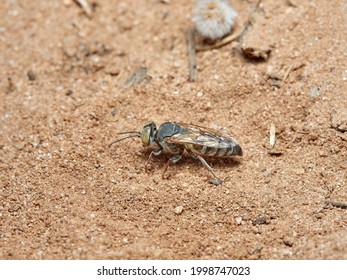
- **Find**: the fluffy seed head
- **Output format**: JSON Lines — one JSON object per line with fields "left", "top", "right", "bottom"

{"left": 193, "top": 0, "right": 237, "bottom": 40}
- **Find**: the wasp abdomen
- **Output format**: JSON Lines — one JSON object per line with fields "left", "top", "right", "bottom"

{"left": 185, "top": 133, "right": 242, "bottom": 157}
{"left": 191, "top": 143, "right": 242, "bottom": 157}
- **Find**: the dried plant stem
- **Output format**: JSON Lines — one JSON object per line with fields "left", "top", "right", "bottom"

{"left": 196, "top": 29, "right": 243, "bottom": 52}
{"left": 187, "top": 28, "right": 198, "bottom": 81}
{"left": 283, "top": 63, "right": 294, "bottom": 82}
{"left": 74, "top": 0, "right": 92, "bottom": 16}
{"left": 269, "top": 123, "right": 276, "bottom": 149}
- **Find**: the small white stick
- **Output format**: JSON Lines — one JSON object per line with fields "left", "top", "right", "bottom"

{"left": 269, "top": 123, "right": 276, "bottom": 149}
{"left": 74, "top": 0, "right": 92, "bottom": 16}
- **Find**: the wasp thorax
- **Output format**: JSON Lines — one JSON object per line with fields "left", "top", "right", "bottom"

{"left": 140, "top": 122, "right": 157, "bottom": 146}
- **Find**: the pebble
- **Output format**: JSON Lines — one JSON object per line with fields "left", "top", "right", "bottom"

{"left": 252, "top": 227, "right": 262, "bottom": 234}
{"left": 294, "top": 168, "right": 305, "bottom": 175}
{"left": 27, "top": 70, "right": 36, "bottom": 81}
{"left": 283, "top": 236, "right": 294, "bottom": 247}
{"left": 307, "top": 133, "right": 318, "bottom": 141}
{"left": 173, "top": 61, "right": 181, "bottom": 68}
{"left": 196, "top": 91, "right": 204, "bottom": 97}
{"left": 174, "top": 205, "right": 183, "bottom": 215}
{"left": 319, "top": 151, "right": 328, "bottom": 157}
{"left": 235, "top": 217, "right": 243, "bottom": 225}
{"left": 283, "top": 250, "right": 293, "bottom": 257}
{"left": 252, "top": 216, "right": 268, "bottom": 225}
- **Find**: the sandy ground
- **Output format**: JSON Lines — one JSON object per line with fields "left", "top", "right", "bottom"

{"left": 0, "top": 0, "right": 346, "bottom": 259}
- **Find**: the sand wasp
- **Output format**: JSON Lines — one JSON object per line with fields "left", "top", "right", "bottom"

{"left": 109, "top": 121, "right": 242, "bottom": 185}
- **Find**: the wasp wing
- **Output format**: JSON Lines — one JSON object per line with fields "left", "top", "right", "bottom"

{"left": 165, "top": 123, "right": 235, "bottom": 149}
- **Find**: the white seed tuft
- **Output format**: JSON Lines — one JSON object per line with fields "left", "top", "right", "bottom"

{"left": 193, "top": 0, "right": 237, "bottom": 40}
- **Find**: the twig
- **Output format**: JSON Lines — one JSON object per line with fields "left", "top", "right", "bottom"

{"left": 74, "top": 0, "right": 92, "bottom": 17}
{"left": 187, "top": 28, "right": 197, "bottom": 81}
{"left": 269, "top": 123, "right": 276, "bottom": 149}
{"left": 196, "top": 29, "right": 243, "bottom": 52}
{"left": 283, "top": 63, "right": 294, "bottom": 82}
{"left": 239, "top": 0, "right": 263, "bottom": 42}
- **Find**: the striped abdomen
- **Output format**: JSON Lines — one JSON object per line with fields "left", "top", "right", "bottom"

{"left": 189, "top": 142, "right": 242, "bottom": 157}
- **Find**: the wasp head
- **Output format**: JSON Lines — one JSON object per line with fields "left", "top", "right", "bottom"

{"left": 140, "top": 121, "right": 157, "bottom": 146}
{"left": 108, "top": 121, "right": 158, "bottom": 147}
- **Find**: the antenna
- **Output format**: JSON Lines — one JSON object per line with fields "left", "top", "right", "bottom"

{"left": 108, "top": 132, "right": 140, "bottom": 147}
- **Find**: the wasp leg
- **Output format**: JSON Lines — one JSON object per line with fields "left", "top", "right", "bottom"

{"left": 162, "top": 154, "right": 182, "bottom": 179}
{"left": 195, "top": 155, "right": 223, "bottom": 185}
{"left": 145, "top": 148, "right": 162, "bottom": 172}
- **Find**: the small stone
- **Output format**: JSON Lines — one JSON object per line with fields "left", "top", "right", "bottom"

{"left": 283, "top": 250, "right": 293, "bottom": 257}
{"left": 173, "top": 61, "right": 181, "bottom": 68}
{"left": 252, "top": 227, "right": 262, "bottom": 234}
{"left": 27, "top": 70, "right": 36, "bottom": 81}
{"left": 62, "top": 0, "right": 72, "bottom": 6}
{"left": 307, "top": 133, "right": 318, "bottom": 141}
{"left": 252, "top": 216, "right": 268, "bottom": 225}
{"left": 283, "top": 236, "right": 294, "bottom": 247}
{"left": 105, "top": 65, "right": 120, "bottom": 76}
{"left": 330, "top": 110, "right": 347, "bottom": 132}
{"left": 287, "top": 0, "right": 297, "bottom": 7}
{"left": 319, "top": 151, "right": 328, "bottom": 157}
{"left": 65, "top": 89, "right": 73, "bottom": 96}
{"left": 339, "top": 134, "right": 347, "bottom": 142}
{"left": 174, "top": 205, "right": 183, "bottom": 214}
{"left": 330, "top": 145, "right": 340, "bottom": 154}
{"left": 196, "top": 91, "right": 204, "bottom": 97}
{"left": 235, "top": 217, "right": 243, "bottom": 225}
{"left": 294, "top": 168, "right": 305, "bottom": 175}
{"left": 242, "top": 46, "right": 271, "bottom": 60}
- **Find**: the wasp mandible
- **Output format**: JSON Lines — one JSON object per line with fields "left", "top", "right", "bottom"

{"left": 109, "top": 121, "right": 242, "bottom": 185}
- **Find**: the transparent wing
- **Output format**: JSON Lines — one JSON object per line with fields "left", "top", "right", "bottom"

{"left": 165, "top": 123, "right": 235, "bottom": 149}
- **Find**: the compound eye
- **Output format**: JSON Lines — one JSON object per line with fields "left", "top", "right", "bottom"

{"left": 144, "top": 121, "right": 156, "bottom": 131}
{"left": 140, "top": 127, "right": 151, "bottom": 146}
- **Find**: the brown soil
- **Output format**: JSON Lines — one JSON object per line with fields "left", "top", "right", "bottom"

{"left": 1, "top": 0, "right": 346, "bottom": 260}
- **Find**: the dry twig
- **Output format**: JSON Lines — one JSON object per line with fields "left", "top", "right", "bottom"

{"left": 269, "top": 123, "right": 276, "bottom": 149}
{"left": 74, "top": 0, "right": 92, "bottom": 16}
{"left": 187, "top": 28, "right": 197, "bottom": 81}
{"left": 283, "top": 63, "right": 294, "bottom": 82}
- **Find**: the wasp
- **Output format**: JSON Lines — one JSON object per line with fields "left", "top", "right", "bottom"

{"left": 109, "top": 121, "right": 242, "bottom": 185}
